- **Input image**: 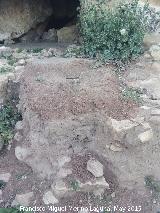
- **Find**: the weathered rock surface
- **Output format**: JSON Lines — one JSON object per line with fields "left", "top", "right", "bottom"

{"left": 15, "top": 146, "right": 31, "bottom": 161}
{"left": 149, "top": 44, "right": 160, "bottom": 61}
{"left": 11, "top": 192, "right": 33, "bottom": 207}
{"left": 0, "top": 173, "right": 11, "bottom": 182}
{"left": 87, "top": 159, "right": 104, "bottom": 178}
{"left": 0, "top": 46, "right": 13, "bottom": 57}
{"left": 144, "top": 33, "right": 160, "bottom": 48}
{"left": 57, "top": 25, "right": 79, "bottom": 43}
{"left": 0, "top": 0, "right": 53, "bottom": 41}
{"left": 43, "top": 191, "right": 58, "bottom": 205}
{"left": 138, "top": 129, "right": 153, "bottom": 143}
{"left": 15, "top": 121, "right": 23, "bottom": 131}
{"left": 51, "top": 180, "right": 69, "bottom": 199}
{"left": 79, "top": 177, "right": 110, "bottom": 192}
{"left": 42, "top": 28, "right": 58, "bottom": 42}
{"left": 17, "top": 57, "right": 137, "bottom": 180}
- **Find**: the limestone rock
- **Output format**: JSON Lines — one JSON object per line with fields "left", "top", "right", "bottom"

{"left": 138, "top": 130, "right": 153, "bottom": 143}
{"left": 111, "top": 192, "right": 116, "bottom": 198}
{"left": 15, "top": 66, "right": 25, "bottom": 72}
{"left": 15, "top": 121, "right": 23, "bottom": 131}
{"left": 42, "top": 28, "right": 57, "bottom": 42}
{"left": 0, "top": 173, "right": 11, "bottom": 182}
{"left": 41, "top": 49, "right": 53, "bottom": 58}
{"left": 87, "top": 159, "right": 104, "bottom": 178}
{"left": 0, "top": 46, "right": 12, "bottom": 57}
{"left": 144, "top": 33, "right": 160, "bottom": 48}
{"left": 79, "top": 177, "right": 110, "bottom": 191}
{"left": 12, "top": 192, "right": 33, "bottom": 207}
{"left": 150, "top": 45, "right": 160, "bottom": 61}
{"left": 109, "top": 143, "right": 123, "bottom": 152}
{"left": 0, "top": 0, "right": 53, "bottom": 41}
{"left": 93, "top": 177, "right": 109, "bottom": 188}
{"left": 141, "top": 122, "right": 152, "bottom": 130}
{"left": 57, "top": 25, "right": 79, "bottom": 43}
{"left": 93, "top": 188, "right": 105, "bottom": 197}
{"left": 4, "top": 39, "right": 15, "bottom": 45}
{"left": 51, "top": 180, "right": 69, "bottom": 198}
{"left": 109, "top": 118, "right": 137, "bottom": 133}
{"left": 20, "top": 22, "right": 48, "bottom": 43}
{"left": 15, "top": 146, "right": 31, "bottom": 161}
{"left": 108, "top": 118, "right": 138, "bottom": 141}
{"left": 48, "top": 48, "right": 64, "bottom": 57}
{"left": 43, "top": 191, "right": 58, "bottom": 205}
{"left": 17, "top": 57, "right": 137, "bottom": 179}
{"left": 14, "top": 132, "right": 23, "bottom": 142}
{"left": 58, "top": 156, "right": 71, "bottom": 167}
{"left": 18, "top": 59, "right": 26, "bottom": 66}
{"left": 151, "top": 109, "right": 160, "bottom": 116}
{"left": 57, "top": 168, "right": 72, "bottom": 178}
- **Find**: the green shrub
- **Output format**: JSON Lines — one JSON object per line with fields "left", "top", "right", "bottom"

{"left": 0, "top": 66, "right": 12, "bottom": 74}
{"left": 31, "top": 48, "right": 43, "bottom": 53}
{"left": 79, "top": 0, "right": 148, "bottom": 61}
{"left": 145, "top": 176, "right": 160, "bottom": 193}
{"left": 0, "top": 180, "right": 6, "bottom": 189}
{"left": 7, "top": 56, "right": 18, "bottom": 66}
{"left": 0, "top": 208, "right": 30, "bottom": 213}
{"left": 0, "top": 104, "right": 21, "bottom": 148}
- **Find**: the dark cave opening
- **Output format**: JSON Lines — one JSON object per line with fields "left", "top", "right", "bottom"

{"left": 0, "top": 0, "right": 80, "bottom": 44}
{"left": 47, "top": 0, "right": 80, "bottom": 30}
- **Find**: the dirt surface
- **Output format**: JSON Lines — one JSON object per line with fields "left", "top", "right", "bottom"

{"left": 20, "top": 57, "right": 137, "bottom": 121}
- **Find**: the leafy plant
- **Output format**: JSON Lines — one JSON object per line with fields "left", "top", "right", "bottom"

{"left": 0, "top": 208, "right": 31, "bottom": 213}
{"left": 79, "top": 0, "right": 148, "bottom": 61}
{"left": 121, "top": 87, "right": 143, "bottom": 103}
{"left": 70, "top": 180, "right": 80, "bottom": 191}
{"left": 65, "top": 45, "right": 84, "bottom": 58}
{"left": 0, "top": 104, "right": 21, "bottom": 148}
{"left": 0, "top": 180, "right": 6, "bottom": 189}
{"left": 0, "top": 66, "right": 12, "bottom": 74}
{"left": 31, "top": 48, "right": 43, "bottom": 53}
{"left": 6, "top": 56, "right": 17, "bottom": 66}
{"left": 145, "top": 176, "right": 160, "bottom": 193}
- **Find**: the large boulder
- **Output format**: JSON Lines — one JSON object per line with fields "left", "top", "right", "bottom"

{"left": 0, "top": 0, "right": 53, "bottom": 42}
{"left": 16, "top": 58, "right": 136, "bottom": 179}
{"left": 42, "top": 28, "right": 58, "bottom": 42}
{"left": 57, "top": 25, "right": 79, "bottom": 43}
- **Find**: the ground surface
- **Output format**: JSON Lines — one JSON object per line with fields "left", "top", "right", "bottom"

{"left": 0, "top": 42, "right": 160, "bottom": 213}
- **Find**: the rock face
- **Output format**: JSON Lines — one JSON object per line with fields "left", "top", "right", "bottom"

{"left": 17, "top": 57, "right": 137, "bottom": 180}
{"left": 0, "top": 0, "right": 80, "bottom": 43}
{"left": 87, "top": 159, "right": 104, "bottom": 178}
{"left": 15, "top": 56, "right": 160, "bottom": 193}
{"left": 0, "top": 0, "right": 53, "bottom": 42}
{"left": 0, "top": 173, "right": 11, "bottom": 182}
{"left": 149, "top": 44, "right": 160, "bottom": 61}
{"left": 57, "top": 25, "right": 79, "bottom": 43}
{"left": 12, "top": 192, "right": 33, "bottom": 207}
{"left": 42, "top": 28, "right": 58, "bottom": 42}
{"left": 43, "top": 191, "right": 58, "bottom": 205}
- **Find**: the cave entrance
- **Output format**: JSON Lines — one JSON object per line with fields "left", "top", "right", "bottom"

{"left": 17, "top": 0, "right": 80, "bottom": 44}
{"left": 47, "top": 0, "right": 80, "bottom": 30}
